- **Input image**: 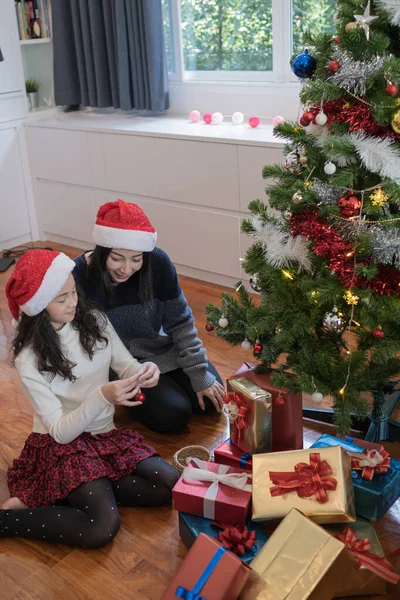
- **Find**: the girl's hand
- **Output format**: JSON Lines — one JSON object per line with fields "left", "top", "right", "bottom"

{"left": 196, "top": 381, "right": 226, "bottom": 413}
{"left": 101, "top": 374, "right": 143, "bottom": 406}
{"left": 138, "top": 362, "right": 160, "bottom": 388}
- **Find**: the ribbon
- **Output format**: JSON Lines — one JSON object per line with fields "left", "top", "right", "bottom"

{"left": 222, "top": 392, "right": 249, "bottom": 445}
{"left": 336, "top": 527, "right": 400, "bottom": 585}
{"left": 225, "top": 439, "right": 252, "bottom": 468}
{"left": 175, "top": 546, "right": 226, "bottom": 599}
{"left": 347, "top": 449, "right": 391, "bottom": 481}
{"left": 269, "top": 452, "right": 337, "bottom": 504}
{"left": 182, "top": 458, "right": 252, "bottom": 520}
{"left": 211, "top": 522, "right": 257, "bottom": 556}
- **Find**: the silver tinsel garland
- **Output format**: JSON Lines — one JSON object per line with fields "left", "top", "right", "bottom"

{"left": 329, "top": 50, "right": 385, "bottom": 97}
{"left": 372, "top": 228, "right": 400, "bottom": 265}
{"left": 331, "top": 217, "right": 371, "bottom": 241}
{"left": 313, "top": 180, "right": 346, "bottom": 205}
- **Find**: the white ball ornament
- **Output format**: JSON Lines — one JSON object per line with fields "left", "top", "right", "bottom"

{"left": 315, "top": 112, "right": 328, "bottom": 126}
{"left": 324, "top": 161, "right": 337, "bottom": 175}
{"left": 218, "top": 316, "right": 229, "bottom": 329}
{"left": 232, "top": 111, "right": 244, "bottom": 125}
{"left": 333, "top": 12, "right": 340, "bottom": 24}
{"left": 312, "top": 392, "right": 323, "bottom": 403}
{"left": 212, "top": 112, "right": 224, "bottom": 125}
{"left": 241, "top": 338, "right": 251, "bottom": 351}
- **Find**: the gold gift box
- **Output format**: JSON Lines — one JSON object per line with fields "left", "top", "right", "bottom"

{"left": 326, "top": 519, "right": 387, "bottom": 597}
{"left": 252, "top": 446, "right": 356, "bottom": 524}
{"left": 227, "top": 377, "right": 272, "bottom": 455}
{"left": 240, "top": 508, "right": 357, "bottom": 600}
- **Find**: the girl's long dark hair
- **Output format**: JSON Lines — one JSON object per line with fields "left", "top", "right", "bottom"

{"left": 12, "top": 292, "right": 108, "bottom": 382}
{"left": 87, "top": 246, "right": 153, "bottom": 304}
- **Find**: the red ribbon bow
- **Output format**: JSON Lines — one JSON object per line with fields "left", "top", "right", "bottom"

{"left": 269, "top": 452, "right": 337, "bottom": 504}
{"left": 336, "top": 527, "right": 400, "bottom": 585}
{"left": 350, "top": 449, "right": 391, "bottom": 481}
{"left": 222, "top": 392, "right": 249, "bottom": 444}
{"left": 211, "top": 522, "right": 257, "bottom": 556}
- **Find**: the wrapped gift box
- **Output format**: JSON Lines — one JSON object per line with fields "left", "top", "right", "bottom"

{"left": 229, "top": 362, "right": 303, "bottom": 452}
{"left": 172, "top": 458, "right": 252, "bottom": 525}
{"left": 161, "top": 533, "right": 251, "bottom": 600}
{"left": 225, "top": 377, "right": 272, "bottom": 455}
{"left": 179, "top": 512, "right": 269, "bottom": 564}
{"left": 325, "top": 518, "right": 398, "bottom": 597}
{"left": 311, "top": 434, "right": 400, "bottom": 521}
{"left": 252, "top": 445, "right": 356, "bottom": 524}
{"left": 214, "top": 439, "right": 252, "bottom": 472}
{"left": 241, "top": 508, "right": 357, "bottom": 600}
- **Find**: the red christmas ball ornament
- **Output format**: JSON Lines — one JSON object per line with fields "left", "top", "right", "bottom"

{"left": 205, "top": 323, "right": 214, "bottom": 332}
{"left": 328, "top": 61, "right": 340, "bottom": 73}
{"left": 372, "top": 328, "right": 385, "bottom": 339}
{"left": 136, "top": 392, "right": 146, "bottom": 403}
{"left": 274, "top": 394, "right": 286, "bottom": 407}
{"left": 299, "top": 111, "right": 313, "bottom": 127}
{"left": 203, "top": 112, "right": 212, "bottom": 124}
{"left": 338, "top": 194, "right": 362, "bottom": 218}
{"left": 385, "top": 83, "right": 398, "bottom": 97}
{"left": 253, "top": 341, "right": 263, "bottom": 354}
{"left": 334, "top": 36, "right": 339, "bottom": 45}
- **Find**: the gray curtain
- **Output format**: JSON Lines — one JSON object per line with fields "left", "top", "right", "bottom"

{"left": 52, "top": 0, "right": 169, "bottom": 112}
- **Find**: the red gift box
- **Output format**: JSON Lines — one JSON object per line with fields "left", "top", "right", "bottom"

{"left": 214, "top": 439, "right": 252, "bottom": 472}
{"left": 229, "top": 362, "right": 303, "bottom": 452}
{"left": 161, "top": 533, "right": 251, "bottom": 600}
{"left": 172, "top": 458, "right": 252, "bottom": 525}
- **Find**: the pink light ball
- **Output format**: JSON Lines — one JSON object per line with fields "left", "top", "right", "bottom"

{"left": 211, "top": 111, "right": 224, "bottom": 125}
{"left": 203, "top": 112, "right": 212, "bottom": 124}
{"left": 189, "top": 110, "right": 201, "bottom": 123}
{"left": 272, "top": 115, "right": 285, "bottom": 127}
{"left": 249, "top": 116, "right": 260, "bottom": 128}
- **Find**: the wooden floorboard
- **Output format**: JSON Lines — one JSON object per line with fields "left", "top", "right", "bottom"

{"left": 0, "top": 241, "right": 399, "bottom": 599}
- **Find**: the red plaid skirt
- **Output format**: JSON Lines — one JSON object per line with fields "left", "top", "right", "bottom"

{"left": 7, "top": 429, "right": 158, "bottom": 508}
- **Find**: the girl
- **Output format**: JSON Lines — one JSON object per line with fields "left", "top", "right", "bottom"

{"left": 0, "top": 249, "right": 179, "bottom": 548}
{"left": 73, "top": 199, "right": 225, "bottom": 433}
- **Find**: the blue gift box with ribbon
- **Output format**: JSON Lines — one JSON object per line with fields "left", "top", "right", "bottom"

{"left": 161, "top": 533, "right": 251, "bottom": 600}
{"left": 179, "top": 512, "right": 268, "bottom": 564}
{"left": 311, "top": 434, "right": 400, "bottom": 522}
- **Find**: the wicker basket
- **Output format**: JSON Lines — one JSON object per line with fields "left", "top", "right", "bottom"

{"left": 172, "top": 445, "right": 211, "bottom": 473}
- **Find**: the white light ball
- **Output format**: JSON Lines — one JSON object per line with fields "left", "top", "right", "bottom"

{"left": 241, "top": 338, "right": 251, "bottom": 351}
{"left": 218, "top": 316, "right": 229, "bottom": 329}
{"left": 324, "top": 161, "right": 337, "bottom": 175}
{"left": 315, "top": 112, "right": 328, "bottom": 126}
{"left": 212, "top": 112, "right": 224, "bottom": 125}
{"left": 232, "top": 111, "right": 244, "bottom": 125}
{"left": 312, "top": 392, "right": 323, "bottom": 403}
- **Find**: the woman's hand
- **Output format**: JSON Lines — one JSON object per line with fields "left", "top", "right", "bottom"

{"left": 138, "top": 362, "right": 160, "bottom": 388}
{"left": 196, "top": 381, "right": 226, "bottom": 412}
{"left": 101, "top": 374, "right": 143, "bottom": 407}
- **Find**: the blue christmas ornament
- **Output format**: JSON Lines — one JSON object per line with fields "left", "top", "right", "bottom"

{"left": 292, "top": 49, "right": 317, "bottom": 79}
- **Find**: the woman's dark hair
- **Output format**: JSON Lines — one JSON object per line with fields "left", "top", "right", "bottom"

{"left": 87, "top": 246, "right": 153, "bottom": 304}
{"left": 12, "top": 292, "right": 108, "bottom": 382}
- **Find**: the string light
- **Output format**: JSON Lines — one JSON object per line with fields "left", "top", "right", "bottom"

{"left": 282, "top": 269, "right": 294, "bottom": 279}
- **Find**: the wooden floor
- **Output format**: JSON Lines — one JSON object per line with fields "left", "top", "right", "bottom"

{"left": 0, "top": 242, "right": 399, "bottom": 600}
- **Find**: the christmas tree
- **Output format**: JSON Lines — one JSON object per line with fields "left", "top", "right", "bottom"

{"left": 206, "top": 0, "right": 400, "bottom": 436}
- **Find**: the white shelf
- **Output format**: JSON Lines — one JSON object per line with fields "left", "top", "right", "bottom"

{"left": 20, "top": 38, "right": 52, "bottom": 46}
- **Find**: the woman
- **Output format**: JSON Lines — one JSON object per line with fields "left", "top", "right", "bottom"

{"left": 1, "top": 249, "right": 179, "bottom": 548}
{"left": 73, "top": 199, "right": 225, "bottom": 433}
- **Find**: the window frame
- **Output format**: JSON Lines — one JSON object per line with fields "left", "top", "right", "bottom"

{"left": 166, "top": 0, "right": 298, "bottom": 85}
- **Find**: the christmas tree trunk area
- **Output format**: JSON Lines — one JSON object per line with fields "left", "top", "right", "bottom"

{"left": 206, "top": 0, "right": 400, "bottom": 436}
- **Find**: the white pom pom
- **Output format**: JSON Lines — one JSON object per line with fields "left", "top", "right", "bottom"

{"left": 218, "top": 316, "right": 229, "bottom": 329}
{"left": 212, "top": 112, "right": 224, "bottom": 125}
{"left": 312, "top": 392, "right": 323, "bottom": 403}
{"left": 232, "top": 111, "right": 244, "bottom": 125}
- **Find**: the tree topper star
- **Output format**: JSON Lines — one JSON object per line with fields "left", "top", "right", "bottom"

{"left": 354, "top": 1, "right": 378, "bottom": 40}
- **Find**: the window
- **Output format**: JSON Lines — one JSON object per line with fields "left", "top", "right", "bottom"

{"left": 163, "top": 0, "right": 336, "bottom": 83}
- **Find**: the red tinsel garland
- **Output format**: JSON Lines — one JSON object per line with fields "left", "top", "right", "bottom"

{"left": 309, "top": 99, "right": 400, "bottom": 140}
{"left": 290, "top": 210, "right": 400, "bottom": 296}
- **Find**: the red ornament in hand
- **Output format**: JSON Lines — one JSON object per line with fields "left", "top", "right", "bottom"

{"left": 328, "top": 61, "right": 340, "bottom": 73}
{"left": 385, "top": 83, "right": 398, "bottom": 97}
{"left": 372, "top": 328, "right": 385, "bottom": 339}
{"left": 136, "top": 392, "right": 146, "bottom": 403}
{"left": 253, "top": 342, "right": 263, "bottom": 354}
{"left": 205, "top": 323, "right": 214, "bottom": 332}
{"left": 338, "top": 194, "right": 362, "bottom": 218}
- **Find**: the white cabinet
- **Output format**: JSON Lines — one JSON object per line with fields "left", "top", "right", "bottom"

{"left": 0, "top": 0, "right": 24, "bottom": 96}
{"left": 0, "top": 126, "right": 32, "bottom": 246}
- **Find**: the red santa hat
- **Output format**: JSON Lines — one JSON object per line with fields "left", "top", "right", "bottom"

{"left": 6, "top": 250, "right": 75, "bottom": 321}
{"left": 93, "top": 199, "right": 157, "bottom": 252}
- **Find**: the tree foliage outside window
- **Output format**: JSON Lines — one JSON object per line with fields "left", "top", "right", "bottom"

{"left": 162, "top": 0, "right": 337, "bottom": 74}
